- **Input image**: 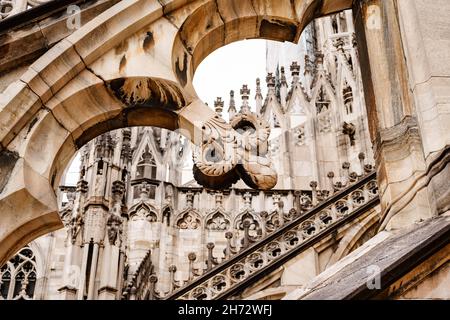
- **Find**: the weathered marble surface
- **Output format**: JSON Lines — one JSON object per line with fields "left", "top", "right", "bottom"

{"left": 285, "top": 215, "right": 450, "bottom": 300}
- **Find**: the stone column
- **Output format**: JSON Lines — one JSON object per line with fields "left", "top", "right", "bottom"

{"left": 395, "top": 0, "right": 450, "bottom": 218}
{"left": 98, "top": 180, "right": 125, "bottom": 300}
{"left": 353, "top": 0, "right": 433, "bottom": 230}
{"left": 77, "top": 244, "right": 90, "bottom": 300}
{"left": 87, "top": 243, "right": 100, "bottom": 300}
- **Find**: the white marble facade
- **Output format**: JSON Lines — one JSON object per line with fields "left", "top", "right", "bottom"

{"left": 0, "top": 10, "right": 375, "bottom": 300}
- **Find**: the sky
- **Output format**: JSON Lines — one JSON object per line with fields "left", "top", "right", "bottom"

{"left": 64, "top": 39, "right": 269, "bottom": 186}
{"left": 193, "top": 39, "right": 268, "bottom": 115}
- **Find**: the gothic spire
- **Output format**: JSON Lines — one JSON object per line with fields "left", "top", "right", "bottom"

{"left": 228, "top": 90, "right": 236, "bottom": 119}
{"left": 214, "top": 97, "right": 224, "bottom": 116}
{"left": 255, "top": 78, "right": 263, "bottom": 114}
{"left": 240, "top": 84, "right": 251, "bottom": 114}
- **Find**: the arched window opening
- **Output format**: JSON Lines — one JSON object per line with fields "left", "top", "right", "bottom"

{"left": 0, "top": 246, "right": 37, "bottom": 300}
{"left": 163, "top": 207, "right": 172, "bottom": 226}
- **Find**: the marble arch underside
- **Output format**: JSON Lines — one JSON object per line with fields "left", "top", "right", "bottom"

{"left": 0, "top": 0, "right": 355, "bottom": 265}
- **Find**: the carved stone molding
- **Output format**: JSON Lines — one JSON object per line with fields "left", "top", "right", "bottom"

{"left": 374, "top": 116, "right": 423, "bottom": 156}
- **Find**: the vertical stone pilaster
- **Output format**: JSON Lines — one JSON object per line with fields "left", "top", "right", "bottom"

{"left": 353, "top": 0, "right": 433, "bottom": 230}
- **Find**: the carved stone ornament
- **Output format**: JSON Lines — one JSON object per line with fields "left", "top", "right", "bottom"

{"left": 176, "top": 209, "right": 201, "bottom": 230}
{"left": 106, "top": 214, "right": 123, "bottom": 245}
{"left": 343, "top": 122, "right": 356, "bottom": 146}
{"left": 193, "top": 111, "right": 277, "bottom": 190}
{"left": 206, "top": 210, "right": 230, "bottom": 231}
{"left": 69, "top": 213, "right": 83, "bottom": 245}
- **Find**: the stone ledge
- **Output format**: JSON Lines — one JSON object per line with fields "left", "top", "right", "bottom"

{"left": 290, "top": 215, "right": 450, "bottom": 300}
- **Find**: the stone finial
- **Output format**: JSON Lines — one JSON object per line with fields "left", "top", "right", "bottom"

{"left": 291, "top": 61, "right": 301, "bottom": 85}
{"left": 168, "top": 265, "right": 177, "bottom": 272}
{"left": 228, "top": 90, "right": 236, "bottom": 118}
{"left": 168, "top": 265, "right": 177, "bottom": 294}
{"left": 310, "top": 181, "right": 318, "bottom": 205}
{"left": 224, "top": 231, "right": 236, "bottom": 259}
{"left": 149, "top": 275, "right": 158, "bottom": 284}
{"left": 215, "top": 191, "right": 223, "bottom": 208}
{"left": 243, "top": 192, "right": 252, "bottom": 208}
{"left": 111, "top": 181, "right": 126, "bottom": 215}
{"left": 255, "top": 78, "right": 263, "bottom": 99}
{"left": 242, "top": 220, "right": 252, "bottom": 248}
{"left": 255, "top": 78, "right": 264, "bottom": 115}
{"left": 280, "top": 66, "right": 287, "bottom": 86}
{"left": 315, "top": 52, "right": 324, "bottom": 66}
{"left": 327, "top": 172, "right": 335, "bottom": 193}
{"left": 121, "top": 128, "right": 132, "bottom": 161}
{"left": 342, "top": 162, "right": 351, "bottom": 170}
{"left": 304, "top": 55, "right": 313, "bottom": 74}
{"left": 105, "top": 132, "right": 114, "bottom": 153}
{"left": 206, "top": 242, "right": 218, "bottom": 271}
{"left": 240, "top": 84, "right": 251, "bottom": 113}
{"left": 266, "top": 73, "right": 276, "bottom": 88}
{"left": 185, "top": 191, "right": 194, "bottom": 208}
{"left": 122, "top": 128, "right": 131, "bottom": 140}
{"left": 358, "top": 152, "right": 366, "bottom": 175}
{"left": 188, "top": 253, "right": 197, "bottom": 263}
{"left": 290, "top": 61, "right": 300, "bottom": 77}
{"left": 240, "top": 84, "right": 250, "bottom": 99}
{"left": 333, "top": 37, "right": 345, "bottom": 51}
{"left": 214, "top": 97, "right": 224, "bottom": 115}
{"left": 76, "top": 180, "right": 88, "bottom": 194}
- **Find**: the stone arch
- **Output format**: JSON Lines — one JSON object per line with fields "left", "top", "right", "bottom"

{"left": 129, "top": 202, "right": 159, "bottom": 222}
{"left": 161, "top": 206, "right": 173, "bottom": 226}
{"left": 175, "top": 208, "right": 202, "bottom": 230}
{"left": 205, "top": 208, "right": 231, "bottom": 231}
{"left": 233, "top": 209, "right": 262, "bottom": 231}
{"left": 0, "top": 0, "right": 354, "bottom": 265}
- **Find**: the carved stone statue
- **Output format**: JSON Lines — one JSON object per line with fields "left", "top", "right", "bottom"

{"left": 193, "top": 111, "right": 277, "bottom": 190}
{"left": 343, "top": 122, "right": 356, "bottom": 146}
{"left": 69, "top": 213, "right": 83, "bottom": 245}
{"left": 106, "top": 214, "right": 123, "bottom": 246}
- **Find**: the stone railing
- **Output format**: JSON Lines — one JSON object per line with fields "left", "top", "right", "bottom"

{"left": 163, "top": 171, "right": 379, "bottom": 300}
{"left": 121, "top": 155, "right": 379, "bottom": 300}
